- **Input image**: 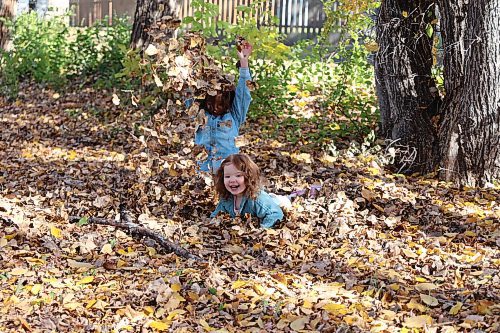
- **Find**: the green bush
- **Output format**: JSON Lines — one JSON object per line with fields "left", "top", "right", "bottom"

{"left": 0, "top": 11, "right": 131, "bottom": 97}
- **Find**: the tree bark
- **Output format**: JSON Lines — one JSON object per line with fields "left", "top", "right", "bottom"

{"left": 0, "top": 0, "right": 16, "bottom": 50}
{"left": 375, "top": 0, "right": 440, "bottom": 174}
{"left": 130, "top": 0, "right": 179, "bottom": 51}
{"left": 437, "top": 0, "right": 500, "bottom": 186}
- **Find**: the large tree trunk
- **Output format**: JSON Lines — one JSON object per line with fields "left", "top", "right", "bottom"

{"left": 0, "top": 0, "right": 16, "bottom": 50}
{"left": 437, "top": 0, "right": 500, "bottom": 186}
{"left": 130, "top": 0, "right": 179, "bottom": 51}
{"left": 375, "top": 0, "right": 440, "bottom": 174}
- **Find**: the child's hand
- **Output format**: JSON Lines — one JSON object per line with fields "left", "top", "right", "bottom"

{"left": 237, "top": 41, "right": 252, "bottom": 68}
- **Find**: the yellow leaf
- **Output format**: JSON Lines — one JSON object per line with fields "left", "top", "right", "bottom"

{"left": 143, "top": 306, "right": 155, "bottom": 315}
{"left": 403, "top": 248, "right": 418, "bottom": 258}
{"left": 101, "top": 243, "right": 113, "bottom": 254}
{"left": 77, "top": 276, "right": 94, "bottom": 285}
{"left": 402, "top": 11, "right": 408, "bottom": 17}
{"left": 415, "top": 277, "right": 428, "bottom": 282}
{"left": 10, "top": 267, "right": 28, "bottom": 276}
{"left": 63, "top": 302, "right": 82, "bottom": 310}
{"left": 199, "top": 319, "right": 215, "bottom": 331}
{"left": 389, "top": 283, "right": 400, "bottom": 291}
{"left": 291, "top": 153, "right": 313, "bottom": 164}
{"left": 406, "top": 298, "right": 427, "bottom": 312}
{"left": 44, "top": 278, "right": 65, "bottom": 288}
{"left": 322, "top": 303, "right": 349, "bottom": 315}
{"left": 67, "top": 150, "right": 78, "bottom": 160}
{"left": 290, "top": 316, "right": 309, "bottom": 331}
{"left": 31, "top": 284, "right": 42, "bottom": 295}
{"left": 319, "top": 154, "right": 336, "bottom": 166}
{"left": 86, "top": 299, "right": 97, "bottom": 309}
{"left": 420, "top": 294, "right": 439, "bottom": 306}
{"left": 93, "top": 299, "right": 108, "bottom": 310}
{"left": 171, "top": 283, "right": 182, "bottom": 292}
{"left": 415, "top": 283, "right": 438, "bottom": 291}
{"left": 302, "top": 299, "right": 314, "bottom": 309}
{"left": 50, "top": 226, "right": 62, "bottom": 239}
{"left": 253, "top": 283, "right": 266, "bottom": 295}
{"left": 449, "top": 301, "right": 463, "bottom": 315}
{"left": 166, "top": 309, "right": 186, "bottom": 321}
{"left": 404, "top": 315, "right": 433, "bottom": 328}
{"left": 231, "top": 280, "right": 248, "bottom": 289}
{"left": 149, "top": 320, "right": 170, "bottom": 331}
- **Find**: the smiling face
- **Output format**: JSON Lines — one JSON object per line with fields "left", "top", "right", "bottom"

{"left": 223, "top": 163, "right": 247, "bottom": 198}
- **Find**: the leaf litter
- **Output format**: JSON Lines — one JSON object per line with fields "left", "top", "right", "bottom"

{"left": 0, "top": 32, "right": 499, "bottom": 333}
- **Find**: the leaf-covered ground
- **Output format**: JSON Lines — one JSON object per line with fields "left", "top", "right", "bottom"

{"left": 0, "top": 86, "right": 499, "bottom": 333}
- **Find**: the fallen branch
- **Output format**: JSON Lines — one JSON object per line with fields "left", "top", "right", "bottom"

{"left": 69, "top": 214, "right": 205, "bottom": 262}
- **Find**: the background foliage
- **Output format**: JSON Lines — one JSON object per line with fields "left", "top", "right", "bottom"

{"left": 0, "top": 12, "right": 130, "bottom": 96}
{"left": 1, "top": 1, "right": 380, "bottom": 149}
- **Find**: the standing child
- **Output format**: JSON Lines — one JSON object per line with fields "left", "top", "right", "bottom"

{"left": 194, "top": 41, "right": 253, "bottom": 173}
{"left": 211, "top": 154, "right": 284, "bottom": 228}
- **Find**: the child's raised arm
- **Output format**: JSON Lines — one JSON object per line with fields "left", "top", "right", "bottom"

{"left": 231, "top": 41, "right": 253, "bottom": 126}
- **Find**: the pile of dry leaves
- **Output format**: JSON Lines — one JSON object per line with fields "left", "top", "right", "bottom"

{"left": 0, "top": 24, "right": 498, "bottom": 333}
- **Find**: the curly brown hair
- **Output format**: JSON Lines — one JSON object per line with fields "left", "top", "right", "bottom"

{"left": 215, "top": 154, "right": 261, "bottom": 200}
{"left": 204, "top": 90, "right": 235, "bottom": 116}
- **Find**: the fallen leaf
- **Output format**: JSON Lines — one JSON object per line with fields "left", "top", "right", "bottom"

{"left": 101, "top": 243, "right": 113, "bottom": 254}
{"left": 404, "top": 315, "right": 433, "bottom": 328}
{"left": 50, "top": 226, "right": 62, "bottom": 239}
{"left": 290, "top": 316, "right": 309, "bottom": 331}
{"left": 76, "top": 276, "right": 94, "bottom": 285}
{"left": 449, "top": 301, "right": 463, "bottom": 315}
{"left": 415, "top": 283, "right": 438, "bottom": 291}
{"left": 149, "top": 320, "right": 170, "bottom": 331}
{"left": 420, "top": 294, "right": 439, "bottom": 306}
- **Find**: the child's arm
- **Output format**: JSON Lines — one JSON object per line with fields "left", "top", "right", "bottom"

{"left": 210, "top": 201, "right": 225, "bottom": 218}
{"left": 231, "top": 42, "right": 253, "bottom": 126}
{"left": 254, "top": 194, "right": 284, "bottom": 228}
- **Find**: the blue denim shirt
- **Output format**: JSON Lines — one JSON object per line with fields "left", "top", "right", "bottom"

{"left": 210, "top": 190, "right": 284, "bottom": 228}
{"left": 194, "top": 67, "right": 252, "bottom": 172}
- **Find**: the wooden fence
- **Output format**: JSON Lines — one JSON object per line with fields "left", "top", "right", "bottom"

{"left": 69, "top": 0, "right": 333, "bottom": 43}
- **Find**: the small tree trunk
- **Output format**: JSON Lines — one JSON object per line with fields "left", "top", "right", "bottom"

{"left": 375, "top": 0, "right": 441, "bottom": 173}
{"left": 437, "top": 0, "right": 500, "bottom": 186}
{"left": 0, "top": 0, "right": 16, "bottom": 50}
{"left": 130, "top": 0, "right": 179, "bottom": 51}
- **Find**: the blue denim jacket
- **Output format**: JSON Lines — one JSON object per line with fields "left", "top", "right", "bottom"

{"left": 194, "top": 67, "right": 252, "bottom": 172}
{"left": 210, "top": 190, "right": 284, "bottom": 228}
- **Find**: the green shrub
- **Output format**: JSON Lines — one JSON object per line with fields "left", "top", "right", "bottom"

{"left": 0, "top": 11, "right": 131, "bottom": 97}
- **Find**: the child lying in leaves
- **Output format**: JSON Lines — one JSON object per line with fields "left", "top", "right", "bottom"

{"left": 211, "top": 154, "right": 286, "bottom": 228}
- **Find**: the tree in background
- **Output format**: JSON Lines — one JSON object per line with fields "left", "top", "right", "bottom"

{"left": 376, "top": 0, "right": 500, "bottom": 187}
{"left": 130, "top": 0, "right": 180, "bottom": 51}
{"left": 0, "top": 0, "right": 16, "bottom": 50}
